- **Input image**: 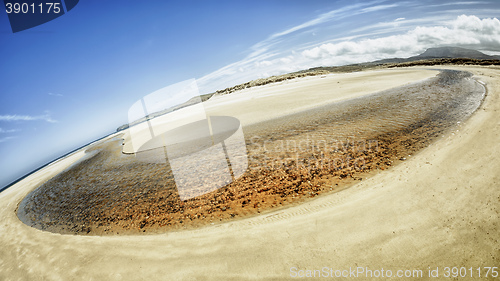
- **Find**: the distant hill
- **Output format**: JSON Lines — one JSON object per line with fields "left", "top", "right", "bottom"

{"left": 411, "top": 46, "right": 497, "bottom": 60}
{"left": 373, "top": 46, "right": 499, "bottom": 64}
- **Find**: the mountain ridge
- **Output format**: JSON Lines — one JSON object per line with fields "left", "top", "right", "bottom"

{"left": 369, "top": 46, "right": 499, "bottom": 64}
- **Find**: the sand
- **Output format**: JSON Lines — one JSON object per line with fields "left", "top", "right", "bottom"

{"left": 0, "top": 66, "right": 498, "bottom": 280}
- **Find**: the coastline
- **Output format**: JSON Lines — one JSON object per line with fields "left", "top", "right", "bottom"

{"left": 17, "top": 68, "right": 476, "bottom": 235}
{"left": 0, "top": 66, "right": 498, "bottom": 280}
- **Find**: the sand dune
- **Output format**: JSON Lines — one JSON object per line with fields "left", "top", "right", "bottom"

{"left": 0, "top": 66, "right": 498, "bottom": 280}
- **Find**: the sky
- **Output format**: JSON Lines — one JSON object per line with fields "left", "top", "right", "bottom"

{"left": 1, "top": 0, "right": 500, "bottom": 189}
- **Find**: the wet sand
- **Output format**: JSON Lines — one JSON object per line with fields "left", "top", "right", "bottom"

{"left": 0, "top": 66, "right": 498, "bottom": 280}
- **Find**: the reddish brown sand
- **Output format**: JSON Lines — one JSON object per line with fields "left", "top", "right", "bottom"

{"left": 17, "top": 69, "right": 485, "bottom": 235}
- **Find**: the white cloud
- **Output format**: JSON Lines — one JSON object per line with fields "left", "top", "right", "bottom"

{"left": 482, "top": 50, "right": 500, "bottom": 55}
{"left": 0, "top": 128, "right": 20, "bottom": 133}
{"left": 361, "top": 4, "right": 398, "bottom": 13}
{"left": 348, "top": 16, "right": 452, "bottom": 38}
{"left": 0, "top": 136, "right": 17, "bottom": 143}
{"left": 280, "top": 56, "right": 293, "bottom": 64}
{"left": 453, "top": 14, "right": 500, "bottom": 34}
{"left": 428, "top": 1, "right": 490, "bottom": 8}
{"left": 0, "top": 113, "right": 57, "bottom": 123}
{"left": 249, "top": 1, "right": 398, "bottom": 58}
{"left": 300, "top": 15, "right": 500, "bottom": 65}
{"left": 268, "top": 2, "right": 372, "bottom": 39}
{"left": 48, "top": 92, "right": 63, "bottom": 97}
{"left": 255, "top": 60, "right": 273, "bottom": 67}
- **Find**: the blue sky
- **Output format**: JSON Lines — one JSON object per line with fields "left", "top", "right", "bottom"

{"left": 1, "top": 0, "right": 500, "bottom": 189}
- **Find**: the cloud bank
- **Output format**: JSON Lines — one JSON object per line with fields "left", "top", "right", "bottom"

{"left": 283, "top": 15, "right": 500, "bottom": 72}
{"left": 198, "top": 14, "right": 500, "bottom": 94}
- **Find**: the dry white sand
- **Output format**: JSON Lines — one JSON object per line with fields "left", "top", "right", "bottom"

{"left": 0, "top": 66, "right": 498, "bottom": 280}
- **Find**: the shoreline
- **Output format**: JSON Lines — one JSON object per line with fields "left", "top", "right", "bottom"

{"left": 0, "top": 131, "right": 121, "bottom": 193}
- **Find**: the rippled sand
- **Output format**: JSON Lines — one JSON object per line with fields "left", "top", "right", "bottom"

{"left": 17, "top": 70, "right": 485, "bottom": 235}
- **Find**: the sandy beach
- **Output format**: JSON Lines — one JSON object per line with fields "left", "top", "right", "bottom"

{"left": 0, "top": 66, "right": 498, "bottom": 280}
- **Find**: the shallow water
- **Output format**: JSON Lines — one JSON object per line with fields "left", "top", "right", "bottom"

{"left": 17, "top": 69, "right": 485, "bottom": 235}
